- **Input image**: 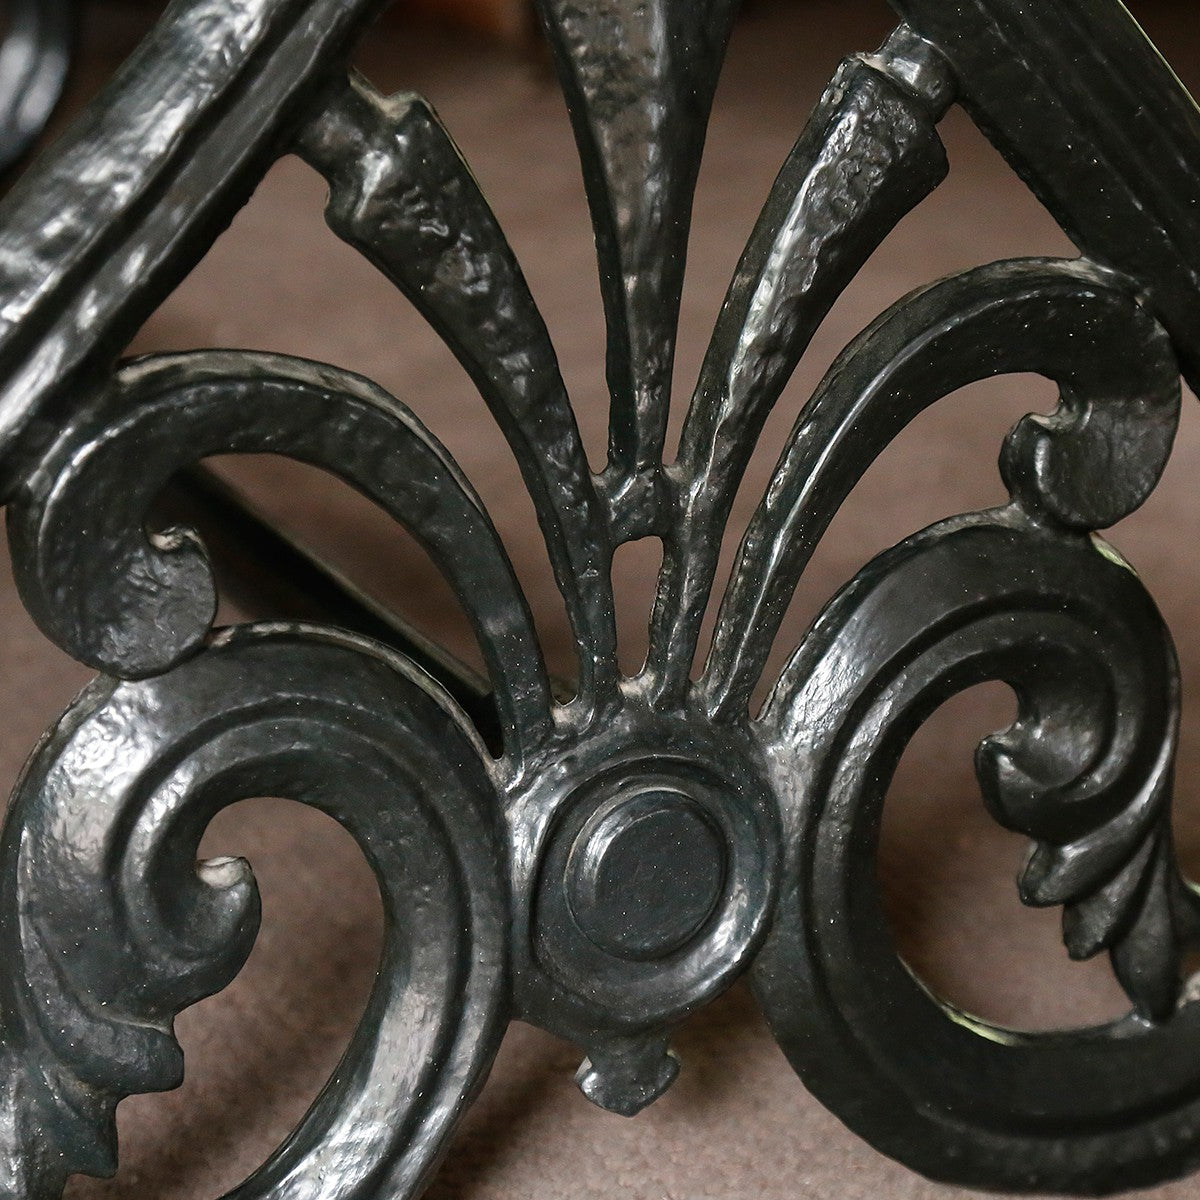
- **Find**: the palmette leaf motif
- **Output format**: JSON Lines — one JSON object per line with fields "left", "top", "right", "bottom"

{"left": 294, "top": 75, "right": 619, "bottom": 706}
{"left": 650, "top": 27, "right": 954, "bottom": 698}
{"left": 534, "top": 0, "right": 741, "bottom": 490}
{"left": 0, "top": 0, "right": 1200, "bottom": 1196}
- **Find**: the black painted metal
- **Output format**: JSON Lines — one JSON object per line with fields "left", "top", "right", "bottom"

{"left": 157, "top": 467, "right": 503, "bottom": 742}
{"left": 0, "top": 0, "right": 1199, "bottom": 1196}
{"left": 0, "top": 0, "right": 71, "bottom": 176}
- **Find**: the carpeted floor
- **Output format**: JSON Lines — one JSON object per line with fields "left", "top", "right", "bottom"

{"left": 5, "top": 1, "right": 1200, "bottom": 1196}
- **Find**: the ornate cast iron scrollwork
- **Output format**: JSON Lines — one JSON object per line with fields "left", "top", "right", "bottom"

{"left": 0, "top": 0, "right": 1199, "bottom": 1196}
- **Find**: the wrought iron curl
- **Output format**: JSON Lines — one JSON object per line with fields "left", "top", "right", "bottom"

{"left": 752, "top": 510, "right": 1200, "bottom": 1192}
{"left": 703, "top": 256, "right": 1182, "bottom": 720}
{"left": 0, "top": 0, "right": 1198, "bottom": 1196}
{"left": 7, "top": 351, "right": 555, "bottom": 762}
{"left": 0, "top": 626, "right": 508, "bottom": 1199}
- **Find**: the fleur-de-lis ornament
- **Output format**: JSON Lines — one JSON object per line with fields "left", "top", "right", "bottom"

{"left": 1, "top": 0, "right": 1200, "bottom": 1197}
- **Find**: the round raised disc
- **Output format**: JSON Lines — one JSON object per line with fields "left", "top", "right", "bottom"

{"left": 565, "top": 788, "right": 727, "bottom": 961}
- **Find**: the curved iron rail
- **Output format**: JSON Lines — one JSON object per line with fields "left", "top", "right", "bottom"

{"left": 0, "top": 1, "right": 1199, "bottom": 1196}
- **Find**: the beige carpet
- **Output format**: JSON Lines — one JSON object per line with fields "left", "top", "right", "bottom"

{"left": 4, "top": 1, "right": 1200, "bottom": 1196}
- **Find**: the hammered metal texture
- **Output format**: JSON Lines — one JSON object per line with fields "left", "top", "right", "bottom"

{"left": 0, "top": 1, "right": 1199, "bottom": 1197}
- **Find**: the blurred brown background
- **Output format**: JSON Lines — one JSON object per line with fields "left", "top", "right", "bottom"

{"left": 5, "top": 1, "right": 1200, "bottom": 1197}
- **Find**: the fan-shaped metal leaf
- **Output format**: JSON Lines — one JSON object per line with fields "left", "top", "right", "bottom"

{"left": 534, "top": 0, "right": 740, "bottom": 489}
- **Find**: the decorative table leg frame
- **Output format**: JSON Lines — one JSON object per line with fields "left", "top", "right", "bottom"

{"left": 0, "top": 0, "right": 1199, "bottom": 1195}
